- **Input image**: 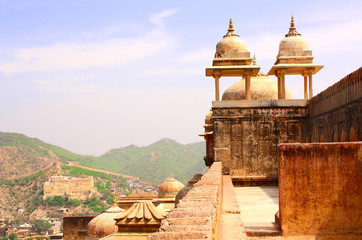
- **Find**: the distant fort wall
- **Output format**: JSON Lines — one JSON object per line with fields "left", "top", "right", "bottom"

{"left": 43, "top": 176, "right": 97, "bottom": 200}
{"left": 302, "top": 67, "right": 362, "bottom": 142}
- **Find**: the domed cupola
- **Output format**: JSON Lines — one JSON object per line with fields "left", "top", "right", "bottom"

{"left": 86, "top": 196, "right": 124, "bottom": 238}
{"left": 276, "top": 16, "right": 311, "bottom": 63}
{"left": 268, "top": 16, "right": 323, "bottom": 100}
{"left": 158, "top": 174, "right": 184, "bottom": 199}
{"left": 206, "top": 19, "right": 260, "bottom": 101}
{"left": 215, "top": 19, "right": 248, "bottom": 59}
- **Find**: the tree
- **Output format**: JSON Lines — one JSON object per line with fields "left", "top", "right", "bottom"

{"left": 45, "top": 196, "right": 67, "bottom": 206}
{"left": 31, "top": 220, "right": 52, "bottom": 235}
{"left": 8, "top": 234, "right": 18, "bottom": 240}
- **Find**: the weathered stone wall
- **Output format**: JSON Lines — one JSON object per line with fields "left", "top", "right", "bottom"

{"left": 302, "top": 67, "right": 362, "bottom": 142}
{"left": 278, "top": 142, "right": 362, "bottom": 237}
{"left": 212, "top": 100, "right": 307, "bottom": 181}
{"left": 44, "top": 176, "right": 97, "bottom": 200}
{"left": 148, "top": 162, "right": 222, "bottom": 240}
{"left": 63, "top": 215, "right": 96, "bottom": 240}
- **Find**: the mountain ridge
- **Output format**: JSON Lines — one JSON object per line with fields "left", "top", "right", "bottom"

{"left": 0, "top": 131, "right": 206, "bottom": 185}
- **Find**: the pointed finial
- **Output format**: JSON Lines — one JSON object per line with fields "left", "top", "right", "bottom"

{"left": 170, "top": 172, "right": 173, "bottom": 178}
{"left": 252, "top": 54, "right": 257, "bottom": 65}
{"left": 285, "top": 15, "right": 301, "bottom": 37}
{"left": 228, "top": 19, "right": 234, "bottom": 31}
{"left": 224, "top": 19, "right": 239, "bottom": 37}
{"left": 113, "top": 194, "right": 116, "bottom": 203}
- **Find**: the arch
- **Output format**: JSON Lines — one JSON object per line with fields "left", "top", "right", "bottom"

{"left": 332, "top": 131, "right": 338, "bottom": 142}
{"left": 340, "top": 129, "right": 347, "bottom": 142}
{"left": 349, "top": 127, "right": 357, "bottom": 141}
{"left": 319, "top": 133, "right": 325, "bottom": 142}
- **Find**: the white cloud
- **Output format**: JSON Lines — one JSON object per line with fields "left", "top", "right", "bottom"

{"left": 149, "top": 9, "right": 179, "bottom": 28}
{"left": 0, "top": 31, "right": 174, "bottom": 75}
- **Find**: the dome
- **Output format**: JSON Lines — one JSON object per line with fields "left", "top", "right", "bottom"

{"left": 215, "top": 19, "right": 248, "bottom": 58}
{"left": 222, "top": 71, "right": 291, "bottom": 100}
{"left": 278, "top": 16, "right": 309, "bottom": 56}
{"left": 86, "top": 198, "right": 124, "bottom": 238}
{"left": 205, "top": 110, "right": 212, "bottom": 125}
{"left": 279, "top": 35, "right": 308, "bottom": 52}
{"left": 158, "top": 174, "right": 184, "bottom": 199}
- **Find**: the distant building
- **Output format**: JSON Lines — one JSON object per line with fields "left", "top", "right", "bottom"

{"left": 43, "top": 176, "right": 98, "bottom": 200}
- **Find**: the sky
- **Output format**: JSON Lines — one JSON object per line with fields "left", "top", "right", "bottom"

{"left": 0, "top": 0, "right": 361, "bottom": 156}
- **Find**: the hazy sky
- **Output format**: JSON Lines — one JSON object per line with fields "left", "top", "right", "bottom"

{"left": 1, "top": 0, "right": 361, "bottom": 155}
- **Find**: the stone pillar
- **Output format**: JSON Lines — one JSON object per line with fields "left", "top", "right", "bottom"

{"left": 282, "top": 74, "right": 286, "bottom": 99}
{"left": 214, "top": 73, "right": 220, "bottom": 101}
{"left": 304, "top": 74, "right": 308, "bottom": 99}
{"left": 245, "top": 74, "right": 251, "bottom": 100}
{"left": 278, "top": 76, "right": 282, "bottom": 99}
{"left": 309, "top": 73, "right": 313, "bottom": 99}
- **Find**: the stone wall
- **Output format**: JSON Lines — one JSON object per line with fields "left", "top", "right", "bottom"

{"left": 212, "top": 100, "right": 307, "bottom": 182}
{"left": 43, "top": 176, "right": 97, "bottom": 200}
{"left": 148, "top": 162, "right": 222, "bottom": 240}
{"left": 302, "top": 67, "right": 362, "bottom": 142}
{"left": 63, "top": 215, "right": 96, "bottom": 240}
{"left": 278, "top": 142, "right": 362, "bottom": 238}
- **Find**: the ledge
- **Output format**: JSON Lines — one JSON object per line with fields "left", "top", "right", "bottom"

{"left": 212, "top": 99, "right": 308, "bottom": 108}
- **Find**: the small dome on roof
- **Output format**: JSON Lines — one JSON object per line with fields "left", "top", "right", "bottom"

{"left": 205, "top": 110, "right": 212, "bottom": 125}
{"left": 278, "top": 16, "right": 309, "bottom": 56}
{"left": 158, "top": 174, "right": 184, "bottom": 199}
{"left": 222, "top": 71, "right": 291, "bottom": 100}
{"left": 215, "top": 19, "right": 248, "bottom": 58}
{"left": 86, "top": 197, "right": 124, "bottom": 238}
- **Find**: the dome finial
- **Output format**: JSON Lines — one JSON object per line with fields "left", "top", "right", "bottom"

{"left": 285, "top": 15, "right": 301, "bottom": 37}
{"left": 252, "top": 54, "right": 257, "bottom": 65}
{"left": 224, "top": 19, "right": 239, "bottom": 37}
{"left": 229, "top": 19, "right": 234, "bottom": 31}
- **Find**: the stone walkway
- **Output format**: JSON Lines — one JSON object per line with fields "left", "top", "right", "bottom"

{"left": 234, "top": 186, "right": 279, "bottom": 224}
{"left": 234, "top": 186, "right": 281, "bottom": 237}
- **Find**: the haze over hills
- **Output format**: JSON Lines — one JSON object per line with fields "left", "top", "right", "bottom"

{"left": 0, "top": 131, "right": 206, "bottom": 185}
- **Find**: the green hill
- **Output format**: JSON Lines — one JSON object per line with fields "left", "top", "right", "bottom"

{"left": 99, "top": 138, "right": 207, "bottom": 184}
{"left": 0, "top": 132, "right": 206, "bottom": 185}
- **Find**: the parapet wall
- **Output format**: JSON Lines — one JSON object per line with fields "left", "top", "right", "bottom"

{"left": 302, "top": 67, "right": 362, "bottom": 142}
{"left": 278, "top": 142, "right": 362, "bottom": 238}
{"left": 149, "top": 162, "right": 222, "bottom": 240}
{"left": 63, "top": 215, "right": 97, "bottom": 240}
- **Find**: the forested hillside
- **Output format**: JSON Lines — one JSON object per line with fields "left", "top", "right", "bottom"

{"left": 0, "top": 132, "right": 206, "bottom": 185}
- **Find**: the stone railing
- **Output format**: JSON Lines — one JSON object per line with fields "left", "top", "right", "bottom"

{"left": 148, "top": 162, "right": 222, "bottom": 239}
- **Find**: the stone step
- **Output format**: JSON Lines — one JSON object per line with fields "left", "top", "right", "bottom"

{"left": 163, "top": 217, "right": 211, "bottom": 226}
{"left": 162, "top": 224, "right": 211, "bottom": 232}
{"left": 244, "top": 222, "right": 282, "bottom": 237}
{"left": 148, "top": 231, "right": 211, "bottom": 240}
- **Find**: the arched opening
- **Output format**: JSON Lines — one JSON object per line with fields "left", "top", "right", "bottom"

{"left": 332, "top": 131, "right": 338, "bottom": 142}
{"left": 320, "top": 133, "right": 325, "bottom": 142}
{"left": 340, "top": 129, "right": 347, "bottom": 142}
{"left": 349, "top": 127, "right": 357, "bottom": 141}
